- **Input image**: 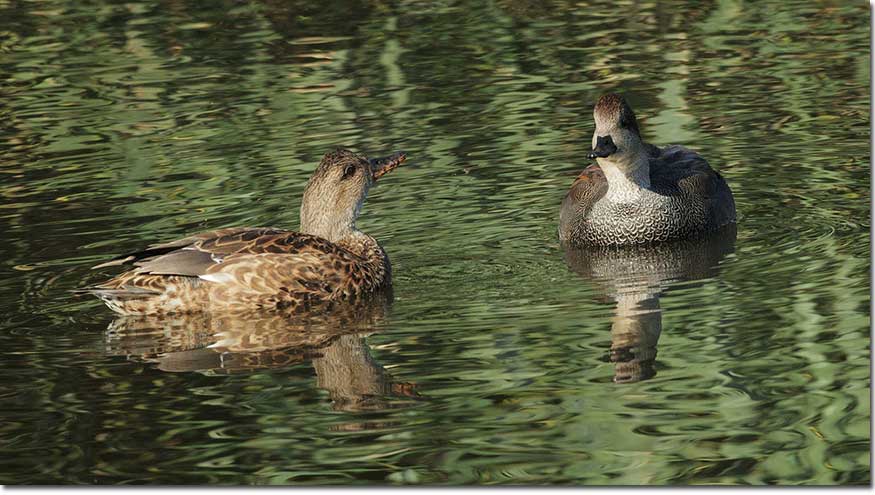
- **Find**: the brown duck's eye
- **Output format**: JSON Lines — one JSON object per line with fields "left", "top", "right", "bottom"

{"left": 341, "top": 165, "right": 357, "bottom": 179}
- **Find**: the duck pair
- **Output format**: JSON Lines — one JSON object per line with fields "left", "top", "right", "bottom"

{"left": 82, "top": 94, "right": 736, "bottom": 315}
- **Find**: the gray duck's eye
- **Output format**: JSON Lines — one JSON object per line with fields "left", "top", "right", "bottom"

{"left": 341, "top": 165, "right": 357, "bottom": 179}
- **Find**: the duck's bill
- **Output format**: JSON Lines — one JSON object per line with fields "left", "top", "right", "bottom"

{"left": 370, "top": 152, "right": 407, "bottom": 180}
{"left": 588, "top": 135, "right": 617, "bottom": 159}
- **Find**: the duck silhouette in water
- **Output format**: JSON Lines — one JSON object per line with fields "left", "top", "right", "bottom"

{"left": 563, "top": 226, "right": 736, "bottom": 383}
{"left": 559, "top": 94, "right": 735, "bottom": 246}
{"left": 80, "top": 149, "right": 407, "bottom": 315}
{"left": 103, "top": 295, "right": 419, "bottom": 412}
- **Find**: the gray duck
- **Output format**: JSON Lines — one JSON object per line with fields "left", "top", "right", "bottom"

{"left": 80, "top": 149, "right": 406, "bottom": 315}
{"left": 559, "top": 94, "right": 736, "bottom": 246}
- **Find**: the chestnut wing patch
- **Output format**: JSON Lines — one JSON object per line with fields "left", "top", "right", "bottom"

{"left": 563, "top": 163, "right": 608, "bottom": 217}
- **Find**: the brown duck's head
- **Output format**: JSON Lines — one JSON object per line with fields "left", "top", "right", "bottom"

{"left": 300, "top": 149, "right": 407, "bottom": 242}
{"left": 589, "top": 93, "right": 644, "bottom": 161}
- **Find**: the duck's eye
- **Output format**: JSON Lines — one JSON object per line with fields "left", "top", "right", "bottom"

{"left": 341, "top": 165, "right": 357, "bottom": 179}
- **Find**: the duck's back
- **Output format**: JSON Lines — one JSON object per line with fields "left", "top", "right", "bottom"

{"left": 650, "top": 145, "right": 735, "bottom": 229}
{"left": 559, "top": 145, "right": 735, "bottom": 246}
{"left": 83, "top": 227, "right": 391, "bottom": 315}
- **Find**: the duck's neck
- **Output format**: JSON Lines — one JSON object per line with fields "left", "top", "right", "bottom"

{"left": 300, "top": 208, "right": 355, "bottom": 242}
{"left": 300, "top": 210, "right": 386, "bottom": 268}
{"left": 598, "top": 148, "right": 652, "bottom": 203}
{"left": 611, "top": 292, "right": 662, "bottom": 383}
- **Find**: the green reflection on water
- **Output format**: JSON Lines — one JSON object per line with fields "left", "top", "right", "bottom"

{"left": 0, "top": 0, "right": 869, "bottom": 486}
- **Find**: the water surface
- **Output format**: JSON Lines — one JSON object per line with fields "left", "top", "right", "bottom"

{"left": 0, "top": 0, "right": 869, "bottom": 485}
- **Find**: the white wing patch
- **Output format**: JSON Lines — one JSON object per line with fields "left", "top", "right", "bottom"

{"left": 199, "top": 272, "right": 235, "bottom": 283}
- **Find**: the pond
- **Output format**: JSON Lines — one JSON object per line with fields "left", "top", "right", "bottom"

{"left": 0, "top": 0, "right": 869, "bottom": 485}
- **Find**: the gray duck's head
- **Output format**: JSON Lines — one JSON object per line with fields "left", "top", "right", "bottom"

{"left": 300, "top": 149, "right": 406, "bottom": 242}
{"left": 589, "top": 94, "right": 645, "bottom": 163}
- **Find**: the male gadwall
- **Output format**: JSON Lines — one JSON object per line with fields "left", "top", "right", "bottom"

{"left": 559, "top": 94, "right": 736, "bottom": 246}
{"left": 80, "top": 149, "right": 406, "bottom": 315}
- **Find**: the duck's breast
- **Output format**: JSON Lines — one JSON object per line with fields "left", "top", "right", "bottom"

{"left": 559, "top": 164, "right": 608, "bottom": 242}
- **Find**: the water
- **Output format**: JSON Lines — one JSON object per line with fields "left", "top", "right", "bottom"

{"left": 0, "top": 0, "right": 869, "bottom": 485}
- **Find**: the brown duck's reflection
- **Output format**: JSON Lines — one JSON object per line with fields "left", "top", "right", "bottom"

{"left": 104, "top": 295, "right": 419, "bottom": 411}
{"left": 563, "top": 226, "right": 737, "bottom": 384}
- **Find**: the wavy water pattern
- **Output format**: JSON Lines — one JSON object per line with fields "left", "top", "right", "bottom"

{"left": 0, "top": 0, "right": 868, "bottom": 486}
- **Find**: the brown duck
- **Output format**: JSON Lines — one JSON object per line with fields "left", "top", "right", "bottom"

{"left": 80, "top": 149, "right": 407, "bottom": 315}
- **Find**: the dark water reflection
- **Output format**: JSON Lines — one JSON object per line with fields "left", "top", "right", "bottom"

{"left": 0, "top": 0, "right": 869, "bottom": 486}
{"left": 563, "top": 227, "right": 736, "bottom": 383}
{"left": 105, "top": 297, "right": 420, "bottom": 413}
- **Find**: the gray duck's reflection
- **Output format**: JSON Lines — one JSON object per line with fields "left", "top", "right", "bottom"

{"left": 103, "top": 294, "right": 419, "bottom": 411}
{"left": 563, "top": 226, "right": 736, "bottom": 383}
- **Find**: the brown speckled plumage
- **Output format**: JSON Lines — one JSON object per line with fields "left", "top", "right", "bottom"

{"left": 80, "top": 149, "right": 407, "bottom": 315}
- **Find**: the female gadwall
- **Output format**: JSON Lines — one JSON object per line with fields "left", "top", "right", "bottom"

{"left": 559, "top": 94, "right": 736, "bottom": 246}
{"left": 80, "top": 149, "right": 406, "bottom": 315}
